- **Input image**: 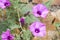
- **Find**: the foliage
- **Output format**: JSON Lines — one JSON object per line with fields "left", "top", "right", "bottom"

{"left": 14, "top": 34, "right": 21, "bottom": 40}
{"left": 43, "top": 0, "right": 54, "bottom": 8}
{"left": 22, "top": 30, "right": 32, "bottom": 40}
{"left": 0, "top": 0, "right": 55, "bottom": 40}
{"left": 9, "top": 24, "right": 21, "bottom": 30}
{"left": 25, "top": 14, "right": 40, "bottom": 24}
{"left": 54, "top": 23, "right": 60, "bottom": 27}
{"left": 0, "top": 20, "right": 10, "bottom": 34}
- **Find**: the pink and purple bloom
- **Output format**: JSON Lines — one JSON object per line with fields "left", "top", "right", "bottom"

{"left": 29, "top": 21, "right": 46, "bottom": 37}
{"left": 19, "top": 17, "right": 25, "bottom": 26}
{"left": 32, "top": 4, "right": 49, "bottom": 18}
{"left": 0, "top": 0, "right": 11, "bottom": 9}
{"left": 1, "top": 29, "right": 14, "bottom": 40}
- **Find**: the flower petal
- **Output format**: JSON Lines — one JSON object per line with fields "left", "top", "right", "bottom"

{"left": 29, "top": 21, "right": 46, "bottom": 37}
{"left": 0, "top": 0, "right": 6, "bottom": 3}
{"left": 40, "top": 25, "right": 46, "bottom": 31}
{"left": 41, "top": 10, "right": 49, "bottom": 18}
{"left": 0, "top": 2, "right": 6, "bottom": 9}
{"left": 32, "top": 4, "right": 49, "bottom": 18}
{"left": 1, "top": 33, "right": 7, "bottom": 38}
{"left": 32, "top": 32, "right": 40, "bottom": 37}
{"left": 29, "top": 22, "right": 36, "bottom": 32}
{"left": 2, "top": 39, "right": 8, "bottom": 40}
{"left": 39, "top": 31, "right": 46, "bottom": 37}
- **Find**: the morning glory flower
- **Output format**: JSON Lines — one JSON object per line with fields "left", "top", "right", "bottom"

{"left": 0, "top": 0, "right": 10, "bottom": 9}
{"left": 29, "top": 21, "right": 46, "bottom": 37}
{"left": 32, "top": 4, "right": 49, "bottom": 18}
{"left": 1, "top": 29, "right": 14, "bottom": 40}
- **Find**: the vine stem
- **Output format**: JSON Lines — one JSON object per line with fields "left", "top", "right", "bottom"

{"left": 17, "top": 8, "right": 24, "bottom": 32}
{"left": 17, "top": 8, "right": 20, "bottom": 19}
{"left": 56, "top": 27, "right": 60, "bottom": 35}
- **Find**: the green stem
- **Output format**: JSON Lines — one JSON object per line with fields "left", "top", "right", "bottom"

{"left": 17, "top": 8, "right": 24, "bottom": 32}
{"left": 19, "top": 2, "right": 28, "bottom": 4}
{"left": 17, "top": 8, "right": 20, "bottom": 19}
{"left": 56, "top": 27, "right": 60, "bottom": 35}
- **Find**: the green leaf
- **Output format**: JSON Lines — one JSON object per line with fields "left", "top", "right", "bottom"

{"left": 10, "top": 0, "right": 20, "bottom": 8}
{"left": 25, "top": 14, "right": 40, "bottom": 24}
{"left": 0, "top": 20, "right": 10, "bottom": 34}
{"left": 54, "top": 23, "right": 60, "bottom": 27}
{"left": 20, "top": 3, "right": 33, "bottom": 15}
{"left": 54, "top": 23, "right": 60, "bottom": 33}
{"left": 22, "top": 30, "right": 32, "bottom": 40}
{"left": 0, "top": 36, "right": 1, "bottom": 40}
{"left": 43, "top": 0, "right": 54, "bottom": 8}
{"left": 14, "top": 34, "right": 21, "bottom": 40}
{"left": 9, "top": 24, "right": 21, "bottom": 30}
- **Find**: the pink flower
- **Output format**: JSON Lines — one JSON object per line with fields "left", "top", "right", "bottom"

{"left": 29, "top": 21, "right": 46, "bottom": 37}
{"left": 0, "top": 0, "right": 11, "bottom": 9}
{"left": 1, "top": 29, "right": 14, "bottom": 40}
{"left": 32, "top": 4, "right": 49, "bottom": 18}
